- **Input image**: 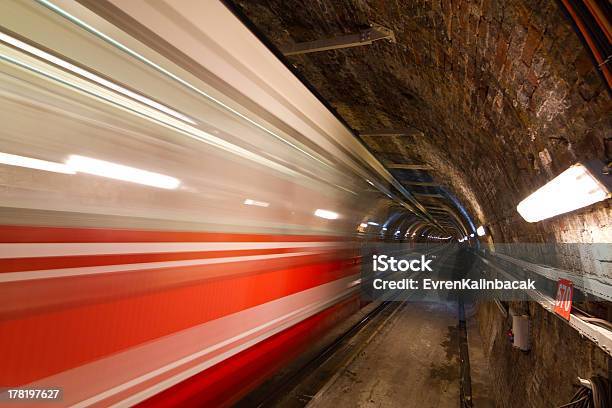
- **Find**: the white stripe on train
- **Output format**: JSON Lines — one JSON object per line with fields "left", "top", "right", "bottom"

{"left": 0, "top": 250, "right": 326, "bottom": 282}
{"left": 0, "top": 241, "right": 352, "bottom": 259}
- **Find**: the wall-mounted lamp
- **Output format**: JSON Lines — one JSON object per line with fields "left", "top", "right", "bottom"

{"left": 517, "top": 161, "right": 610, "bottom": 223}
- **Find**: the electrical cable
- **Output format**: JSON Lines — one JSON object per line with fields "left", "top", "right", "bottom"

{"left": 558, "top": 376, "right": 611, "bottom": 408}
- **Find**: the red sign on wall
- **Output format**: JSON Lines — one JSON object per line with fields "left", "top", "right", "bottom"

{"left": 554, "top": 278, "right": 574, "bottom": 320}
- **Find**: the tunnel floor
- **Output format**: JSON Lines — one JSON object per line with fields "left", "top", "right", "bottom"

{"left": 310, "top": 301, "right": 462, "bottom": 407}
{"left": 306, "top": 301, "right": 494, "bottom": 408}
{"left": 242, "top": 299, "right": 496, "bottom": 408}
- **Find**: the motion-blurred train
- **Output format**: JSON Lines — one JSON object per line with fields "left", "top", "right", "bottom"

{"left": 0, "top": 1, "right": 441, "bottom": 406}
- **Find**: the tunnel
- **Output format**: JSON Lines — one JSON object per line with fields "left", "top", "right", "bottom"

{"left": 0, "top": 0, "right": 610, "bottom": 407}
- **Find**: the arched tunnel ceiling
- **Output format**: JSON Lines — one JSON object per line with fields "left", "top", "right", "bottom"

{"left": 232, "top": 0, "right": 611, "bottom": 243}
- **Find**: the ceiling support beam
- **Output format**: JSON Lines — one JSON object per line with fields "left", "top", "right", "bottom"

{"left": 358, "top": 128, "right": 420, "bottom": 137}
{"left": 279, "top": 23, "right": 395, "bottom": 56}
{"left": 401, "top": 181, "right": 441, "bottom": 187}
{"left": 387, "top": 163, "right": 433, "bottom": 171}
{"left": 413, "top": 193, "right": 445, "bottom": 199}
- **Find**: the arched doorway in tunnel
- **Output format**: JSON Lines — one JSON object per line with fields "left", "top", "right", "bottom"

{"left": 0, "top": 0, "right": 609, "bottom": 407}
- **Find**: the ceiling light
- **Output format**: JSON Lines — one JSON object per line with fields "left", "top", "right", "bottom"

{"left": 359, "top": 223, "right": 368, "bottom": 228}
{"left": 517, "top": 162, "right": 610, "bottom": 223}
{"left": 314, "top": 209, "right": 339, "bottom": 220}
{"left": 244, "top": 199, "right": 270, "bottom": 207}
{"left": 0, "top": 152, "right": 75, "bottom": 174}
{"left": 367, "top": 221, "right": 379, "bottom": 226}
{"left": 476, "top": 225, "right": 486, "bottom": 236}
{"left": 66, "top": 155, "right": 180, "bottom": 189}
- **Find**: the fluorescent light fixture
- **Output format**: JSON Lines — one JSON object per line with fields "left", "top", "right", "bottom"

{"left": 0, "top": 152, "right": 75, "bottom": 174}
{"left": 517, "top": 162, "right": 610, "bottom": 223}
{"left": 476, "top": 225, "right": 486, "bottom": 236}
{"left": 244, "top": 199, "right": 270, "bottom": 207}
{"left": 0, "top": 32, "right": 196, "bottom": 125}
{"left": 66, "top": 155, "right": 180, "bottom": 189}
{"left": 367, "top": 221, "right": 379, "bottom": 226}
{"left": 314, "top": 209, "right": 339, "bottom": 220}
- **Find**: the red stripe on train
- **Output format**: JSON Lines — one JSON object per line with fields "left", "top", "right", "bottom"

{"left": 134, "top": 296, "right": 361, "bottom": 408}
{"left": 0, "top": 247, "right": 331, "bottom": 273}
{"left": 0, "top": 260, "right": 357, "bottom": 385}
{"left": 1, "top": 254, "right": 355, "bottom": 318}
{"left": 0, "top": 225, "right": 345, "bottom": 243}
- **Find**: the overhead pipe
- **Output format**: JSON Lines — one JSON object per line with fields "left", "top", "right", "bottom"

{"left": 558, "top": 0, "right": 611, "bottom": 92}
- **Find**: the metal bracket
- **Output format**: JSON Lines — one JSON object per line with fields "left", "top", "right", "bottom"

{"left": 279, "top": 23, "right": 395, "bottom": 56}
{"left": 413, "top": 193, "right": 445, "bottom": 199}
{"left": 402, "top": 181, "right": 441, "bottom": 187}
{"left": 387, "top": 163, "right": 434, "bottom": 171}
{"left": 358, "top": 128, "right": 421, "bottom": 137}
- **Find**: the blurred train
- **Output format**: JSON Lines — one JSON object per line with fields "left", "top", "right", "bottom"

{"left": 0, "top": 1, "right": 431, "bottom": 406}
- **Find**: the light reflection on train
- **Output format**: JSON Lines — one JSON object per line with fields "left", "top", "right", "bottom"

{"left": 0, "top": 1, "right": 423, "bottom": 406}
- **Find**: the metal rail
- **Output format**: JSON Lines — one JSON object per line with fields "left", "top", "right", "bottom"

{"left": 476, "top": 253, "right": 612, "bottom": 357}
{"left": 489, "top": 251, "right": 612, "bottom": 302}
{"left": 241, "top": 299, "right": 402, "bottom": 407}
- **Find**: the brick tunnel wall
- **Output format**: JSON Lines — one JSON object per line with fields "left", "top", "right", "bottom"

{"left": 478, "top": 300, "right": 610, "bottom": 407}
{"left": 235, "top": 0, "right": 611, "bottom": 406}
{"left": 236, "top": 0, "right": 610, "bottom": 245}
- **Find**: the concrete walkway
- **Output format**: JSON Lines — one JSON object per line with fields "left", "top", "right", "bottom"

{"left": 309, "top": 301, "right": 465, "bottom": 408}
